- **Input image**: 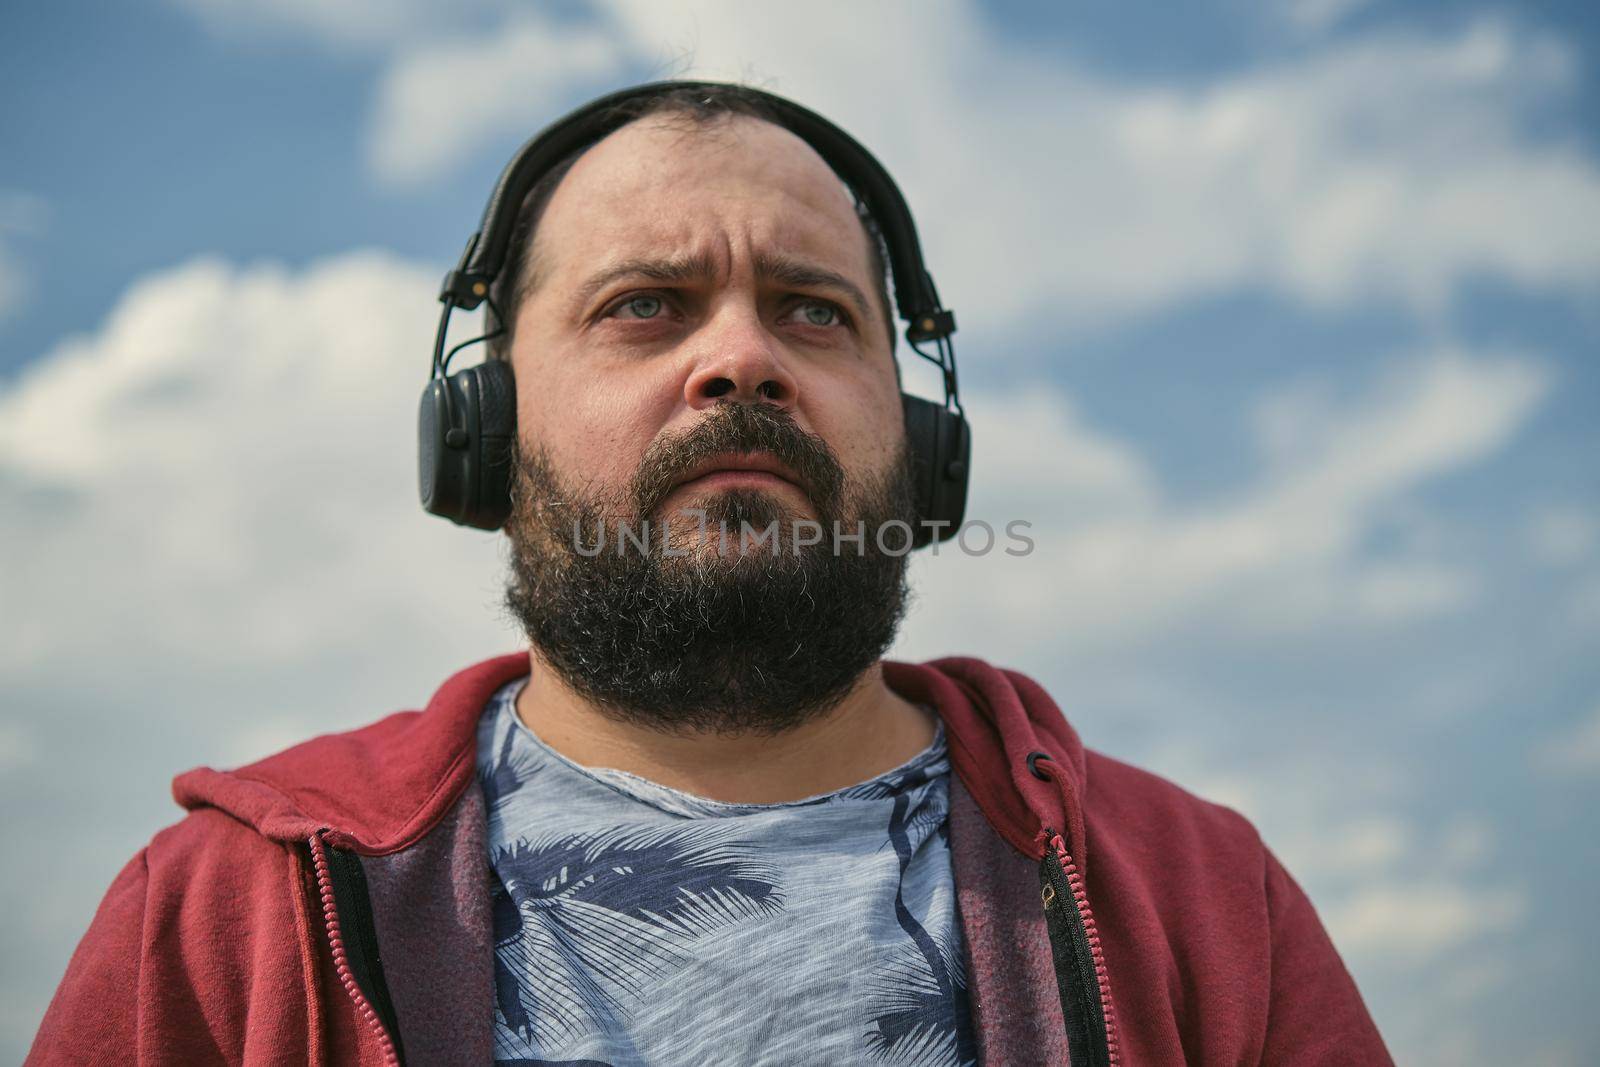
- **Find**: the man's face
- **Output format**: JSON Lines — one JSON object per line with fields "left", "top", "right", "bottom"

{"left": 508, "top": 113, "right": 904, "bottom": 540}
{"left": 500, "top": 112, "right": 916, "bottom": 734}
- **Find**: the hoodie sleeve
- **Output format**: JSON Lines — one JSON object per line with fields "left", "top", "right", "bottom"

{"left": 27, "top": 810, "right": 323, "bottom": 1065}
{"left": 1259, "top": 847, "right": 1394, "bottom": 1065}
{"left": 27, "top": 849, "right": 149, "bottom": 1063}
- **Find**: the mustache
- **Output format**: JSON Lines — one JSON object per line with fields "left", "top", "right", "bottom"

{"left": 630, "top": 401, "right": 846, "bottom": 519}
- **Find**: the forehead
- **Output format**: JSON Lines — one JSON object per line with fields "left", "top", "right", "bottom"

{"left": 530, "top": 113, "right": 873, "bottom": 284}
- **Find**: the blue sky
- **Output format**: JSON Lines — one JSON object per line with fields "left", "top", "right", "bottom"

{"left": 2, "top": 1, "right": 1598, "bottom": 1062}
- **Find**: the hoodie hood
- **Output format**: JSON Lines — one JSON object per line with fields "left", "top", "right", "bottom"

{"left": 884, "top": 657, "right": 1089, "bottom": 861}
{"left": 173, "top": 653, "right": 1088, "bottom": 862}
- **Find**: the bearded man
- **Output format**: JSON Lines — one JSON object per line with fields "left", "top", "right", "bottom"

{"left": 30, "top": 82, "right": 1391, "bottom": 1066}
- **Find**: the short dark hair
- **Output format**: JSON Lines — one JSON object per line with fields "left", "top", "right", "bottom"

{"left": 485, "top": 84, "right": 898, "bottom": 360}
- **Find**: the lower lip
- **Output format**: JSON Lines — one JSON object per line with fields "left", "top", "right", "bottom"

{"left": 676, "top": 470, "right": 799, "bottom": 493}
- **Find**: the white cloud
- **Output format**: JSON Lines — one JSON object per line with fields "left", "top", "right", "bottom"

{"left": 370, "top": 14, "right": 632, "bottom": 185}
{"left": 1152, "top": 754, "right": 1525, "bottom": 991}
{"left": 0, "top": 251, "right": 516, "bottom": 684}
{"left": 974, "top": 14, "right": 1599, "bottom": 323}
{"left": 1533, "top": 704, "right": 1600, "bottom": 777}
{"left": 1325, "top": 881, "right": 1525, "bottom": 960}
{"left": 1437, "top": 818, "right": 1493, "bottom": 868}
{"left": 1279, "top": 0, "right": 1380, "bottom": 35}
{"left": 898, "top": 348, "right": 1548, "bottom": 661}
{"left": 1526, "top": 506, "right": 1598, "bottom": 567}
{"left": 1226, "top": 799, "right": 1526, "bottom": 982}
{"left": 1319, "top": 816, "right": 1409, "bottom": 871}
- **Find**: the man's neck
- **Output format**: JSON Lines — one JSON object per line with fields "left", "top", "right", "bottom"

{"left": 513, "top": 651, "right": 937, "bottom": 804}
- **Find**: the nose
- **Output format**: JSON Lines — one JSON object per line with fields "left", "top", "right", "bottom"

{"left": 682, "top": 306, "right": 799, "bottom": 412}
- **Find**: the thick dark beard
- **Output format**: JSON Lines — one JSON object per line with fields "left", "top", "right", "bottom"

{"left": 502, "top": 400, "right": 916, "bottom": 737}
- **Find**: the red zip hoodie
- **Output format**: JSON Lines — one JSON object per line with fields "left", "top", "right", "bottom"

{"left": 29, "top": 654, "right": 1391, "bottom": 1065}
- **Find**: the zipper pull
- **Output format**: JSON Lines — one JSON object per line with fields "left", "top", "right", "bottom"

{"left": 1041, "top": 882, "right": 1056, "bottom": 909}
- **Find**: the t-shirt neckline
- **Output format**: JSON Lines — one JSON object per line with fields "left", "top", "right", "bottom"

{"left": 495, "top": 677, "right": 948, "bottom": 818}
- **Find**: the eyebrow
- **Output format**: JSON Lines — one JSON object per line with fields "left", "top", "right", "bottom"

{"left": 755, "top": 252, "right": 873, "bottom": 323}
{"left": 571, "top": 249, "right": 874, "bottom": 323}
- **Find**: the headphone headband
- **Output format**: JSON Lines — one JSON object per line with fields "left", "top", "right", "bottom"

{"left": 437, "top": 80, "right": 956, "bottom": 344}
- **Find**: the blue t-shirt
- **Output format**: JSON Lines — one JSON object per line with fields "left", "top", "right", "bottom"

{"left": 477, "top": 678, "right": 977, "bottom": 1066}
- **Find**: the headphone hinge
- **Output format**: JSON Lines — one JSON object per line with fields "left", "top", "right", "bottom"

{"left": 438, "top": 232, "right": 489, "bottom": 309}
{"left": 905, "top": 308, "right": 956, "bottom": 343}
{"left": 440, "top": 269, "right": 491, "bottom": 310}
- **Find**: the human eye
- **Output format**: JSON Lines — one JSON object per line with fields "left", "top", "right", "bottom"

{"left": 782, "top": 298, "right": 848, "bottom": 329}
{"left": 606, "top": 293, "right": 667, "bottom": 320}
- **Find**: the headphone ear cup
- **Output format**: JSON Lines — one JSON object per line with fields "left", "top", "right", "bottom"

{"left": 418, "top": 359, "right": 518, "bottom": 530}
{"left": 901, "top": 393, "right": 971, "bottom": 548}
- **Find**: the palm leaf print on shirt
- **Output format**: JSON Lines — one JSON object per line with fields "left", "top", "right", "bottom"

{"left": 492, "top": 824, "right": 785, "bottom": 1051}
{"left": 866, "top": 791, "right": 977, "bottom": 1066}
{"left": 480, "top": 719, "right": 541, "bottom": 814}
{"left": 843, "top": 754, "right": 943, "bottom": 801}
{"left": 865, "top": 936, "right": 975, "bottom": 1066}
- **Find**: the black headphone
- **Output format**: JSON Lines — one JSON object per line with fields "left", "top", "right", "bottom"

{"left": 419, "top": 80, "right": 970, "bottom": 549}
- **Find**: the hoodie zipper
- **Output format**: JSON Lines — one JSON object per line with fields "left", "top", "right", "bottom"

{"left": 307, "top": 832, "right": 405, "bottom": 1066}
{"left": 1039, "top": 827, "right": 1120, "bottom": 1067}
